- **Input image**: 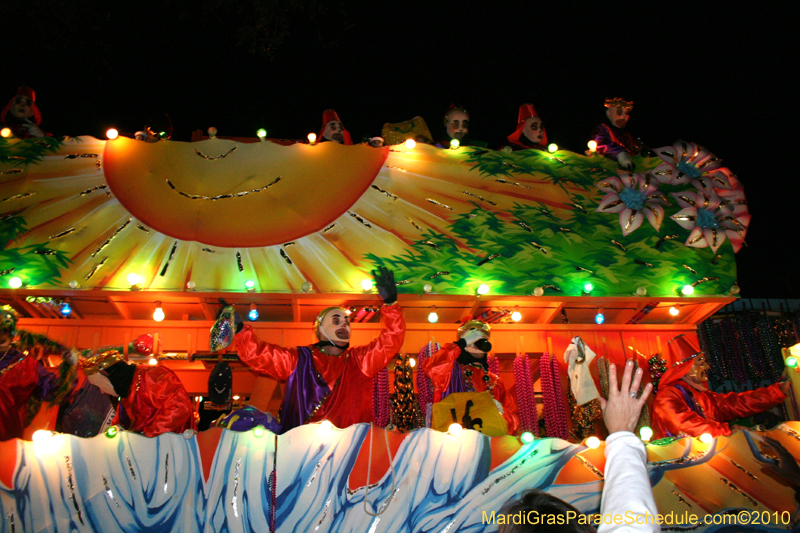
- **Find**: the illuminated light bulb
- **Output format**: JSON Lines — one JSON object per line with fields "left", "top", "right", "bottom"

{"left": 32, "top": 430, "right": 53, "bottom": 444}
{"left": 699, "top": 433, "right": 713, "bottom": 444}
{"left": 345, "top": 308, "right": 353, "bottom": 316}
{"left": 307, "top": 132, "right": 317, "bottom": 144}
{"left": 148, "top": 357, "right": 158, "bottom": 365}
{"left": 69, "top": 280, "right": 79, "bottom": 289}
{"left": 8, "top": 276, "right": 22, "bottom": 289}
{"left": 786, "top": 356, "right": 798, "bottom": 368}
{"left": 681, "top": 284, "right": 694, "bottom": 296}
{"left": 60, "top": 303, "right": 71, "bottom": 317}
{"left": 547, "top": 143, "right": 558, "bottom": 153}
{"left": 249, "top": 308, "right": 259, "bottom": 321}
{"left": 449, "top": 138, "right": 460, "bottom": 149}
{"left": 153, "top": 302, "right": 165, "bottom": 322}
{"left": 361, "top": 278, "right": 373, "bottom": 291}
{"left": 583, "top": 282, "right": 594, "bottom": 293}
{"left": 428, "top": 310, "right": 439, "bottom": 323}
{"left": 533, "top": 286, "right": 544, "bottom": 297}
{"left": 195, "top": 396, "right": 203, "bottom": 402}
{"left": 0, "top": 127, "right": 11, "bottom": 138}
{"left": 409, "top": 357, "right": 417, "bottom": 368}
{"left": 106, "top": 128, "right": 119, "bottom": 140}
{"left": 105, "top": 426, "right": 118, "bottom": 439}
{"left": 729, "top": 283, "right": 741, "bottom": 295}
{"left": 587, "top": 140, "right": 597, "bottom": 152}
{"left": 253, "top": 426, "right": 265, "bottom": 438}
{"left": 182, "top": 429, "right": 196, "bottom": 439}
{"left": 186, "top": 280, "right": 196, "bottom": 290}
{"left": 404, "top": 138, "right": 416, "bottom": 149}
{"left": 585, "top": 436, "right": 601, "bottom": 449}
{"left": 520, "top": 432, "right": 534, "bottom": 444}
{"left": 245, "top": 279, "right": 255, "bottom": 291}
{"left": 423, "top": 283, "right": 433, "bottom": 293}
{"left": 639, "top": 426, "right": 653, "bottom": 442}
{"left": 477, "top": 283, "right": 490, "bottom": 295}
{"left": 207, "top": 127, "right": 218, "bottom": 138}
{"left": 127, "top": 273, "right": 140, "bottom": 287}
{"left": 302, "top": 281, "right": 313, "bottom": 293}
{"left": 256, "top": 128, "right": 267, "bottom": 139}
{"left": 669, "top": 306, "right": 680, "bottom": 316}
{"left": 511, "top": 310, "right": 522, "bottom": 322}
{"left": 448, "top": 423, "right": 463, "bottom": 436}
{"left": 595, "top": 311, "right": 605, "bottom": 324}
{"left": 233, "top": 395, "right": 240, "bottom": 401}
{"left": 635, "top": 286, "right": 646, "bottom": 296}
{"left": 501, "top": 145, "right": 512, "bottom": 154}
{"left": 319, "top": 419, "right": 334, "bottom": 439}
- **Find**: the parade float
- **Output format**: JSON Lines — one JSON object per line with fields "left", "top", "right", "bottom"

{"left": 1, "top": 131, "right": 798, "bottom": 532}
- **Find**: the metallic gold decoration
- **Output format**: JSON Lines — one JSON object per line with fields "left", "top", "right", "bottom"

{"left": 64, "top": 455, "right": 85, "bottom": 525}
{"left": 495, "top": 179, "right": 530, "bottom": 189}
{"left": 137, "top": 224, "right": 150, "bottom": 233}
{"left": 96, "top": 160, "right": 102, "bottom": 170}
{"left": 687, "top": 234, "right": 704, "bottom": 245}
{"left": 541, "top": 284, "right": 562, "bottom": 292}
{"left": 201, "top": 247, "right": 216, "bottom": 253}
{"left": 79, "top": 185, "right": 108, "bottom": 196}
{"left": 720, "top": 478, "right": 757, "bottom": 506}
{"left": 49, "top": 228, "right": 75, "bottom": 239}
{"left": 559, "top": 227, "right": 572, "bottom": 233}
{"left": 348, "top": 211, "right": 373, "bottom": 228}
{"left": 64, "top": 153, "right": 99, "bottom": 159}
{"left": 395, "top": 280, "right": 412, "bottom": 285}
{"left": 634, "top": 259, "right": 653, "bottom": 267}
{"left": 574, "top": 453, "right": 604, "bottom": 479}
{"left": 517, "top": 221, "right": 533, "bottom": 233}
{"left": 421, "top": 241, "right": 440, "bottom": 250}
{"left": 85, "top": 257, "right": 107, "bottom": 280}
{"left": 604, "top": 97, "right": 633, "bottom": 109}
{"left": 0, "top": 169, "right": 22, "bottom": 175}
{"left": 159, "top": 241, "right": 178, "bottom": 276}
{"left": 730, "top": 459, "right": 757, "bottom": 480}
{"left": 91, "top": 219, "right": 132, "bottom": 258}
{"left": 165, "top": 176, "right": 280, "bottom": 200}
{"left": 279, "top": 249, "right": 293, "bottom": 265}
{"left": 33, "top": 249, "right": 57, "bottom": 256}
{"left": 164, "top": 453, "right": 169, "bottom": 494}
{"left": 462, "top": 191, "right": 497, "bottom": 205}
{"left": 677, "top": 195, "right": 696, "bottom": 207}
{"left": 539, "top": 208, "right": 554, "bottom": 219}
{"left": 691, "top": 277, "right": 719, "bottom": 287}
{"left": 194, "top": 147, "right": 237, "bottom": 160}
{"left": 575, "top": 266, "right": 594, "bottom": 273}
{"left": 478, "top": 253, "right": 501, "bottom": 265}
{"left": 624, "top": 210, "right": 637, "bottom": 233}
{"left": 671, "top": 490, "right": 692, "bottom": 509}
{"left": 236, "top": 252, "right": 243, "bottom": 272}
{"left": 611, "top": 240, "right": 627, "bottom": 251}
{"left": 711, "top": 254, "right": 721, "bottom": 264}
{"left": 0, "top": 267, "right": 14, "bottom": 276}
{"left": 283, "top": 242, "right": 296, "bottom": 247}
{"left": 430, "top": 271, "right": 449, "bottom": 279}
{"left": 371, "top": 185, "right": 398, "bottom": 200}
{"left": 601, "top": 199, "right": 624, "bottom": 211}
{"left": 425, "top": 198, "right": 454, "bottom": 211}
{"left": 386, "top": 165, "right": 407, "bottom": 172}
{"left": 682, "top": 264, "right": 698, "bottom": 274}
{"left": 655, "top": 234, "right": 679, "bottom": 249}
{"left": 649, "top": 449, "right": 708, "bottom": 466}
{"left": 2, "top": 192, "right": 35, "bottom": 202}
{"left": 501, "top": 161, "right": 523, "bottom": 171}
{"left": 323, "top": 224, "right": 336, "bottom": 233}
{"left": 553, "top": 157, "right": 566, "bottom": 164}
{"left": 530, "top": 242, "right": 548, "bottom": 254}
{"left": 81, "top": 350, "right": 124, "bottom": 375}
{"left": 572, "top": 203, "right": 586, "bottom": 213}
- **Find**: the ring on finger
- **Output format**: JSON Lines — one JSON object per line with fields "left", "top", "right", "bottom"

{"left": 629, "top": 391, "right": 638, "bottom": 399}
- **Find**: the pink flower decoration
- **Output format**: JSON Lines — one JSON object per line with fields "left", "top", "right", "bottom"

{"left": 652, "top": 140, "right": 735, "bottom": 195}
{"left": 670, "top": 187, "right": 749, "bottom": 253}
{"left": 595, "top": 170, "right": 670, "bottom": 236}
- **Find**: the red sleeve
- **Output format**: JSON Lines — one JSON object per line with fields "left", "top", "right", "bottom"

{"left": 652, "top": 386, "right": 733, "bottom": 437}
{"left": 710, "top": 383, "right": 787, "bottom": 421}
{"left": 138, "top": 367, "right": 195, "bottom": 437}
{"left": 350, "top": 303, "right": 405, "bottom": 377}
{"left": 420, "top": 343, "right": 460, "bottom": 402}
{"left": 492, "top": 375, "right": 520, "bottom": 435}
{"left": 234, "top": 325, "right": 298, "bottom": 381}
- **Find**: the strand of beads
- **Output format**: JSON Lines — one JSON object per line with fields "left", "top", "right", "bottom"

{"left": 373, "top": 367, "right": 390, "bottom": 427}
{"left": 548, "top": 354, "right": 570, "bottom": 439}
{"left": 540, "top": 353, "right": 569, "bottom": 440}
{"left": 415, "top": 342, "right": 438, "bottom": 424}
{"left": 514, "top": 353, "right": 538, "bottom": 435}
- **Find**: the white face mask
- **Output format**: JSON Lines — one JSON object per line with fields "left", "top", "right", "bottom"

{"left": 446, "top": 110, "right": 469, "bottom": 140}
{"left": 606, "top": 106, "right": 630, "bottom": 128}
{"left": 10, "top": 96, "right": 34, "bottom": 120}
{"left": 322, "top": 121, "right": 344, "bottom": 143}
{"left": 522, "top": 116, "right": 543, "bottom": 143}
{"left": 318, "top": 309, "right": 351, "bottom": 346}
{"left": 87, "top": 372, "right": 119, "bottom": 396}
{"left": 681, "top": 356, "right": 710, "bottom": 392}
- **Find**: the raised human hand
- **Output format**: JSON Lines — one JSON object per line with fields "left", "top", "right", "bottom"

{"left": 760, "top": 436, "right": 800, "bottom": 485}
{"left": 617, "top": 152, "right": 635, "bottom": 171}
{"left": 599, "top": 360, "right": 653, "bottom": 435}
{"left": 371, "top": 266, "right": 397, "bottom": 305}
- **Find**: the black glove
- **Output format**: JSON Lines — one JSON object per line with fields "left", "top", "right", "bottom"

{"left": 455, "top": 338, "right": 467, "bottom": 350}
{"left": 474, "top": 338, "right": 492, "bottom": 353}
{"left": 371, "top": 266, "right": 397, "bottom": 305}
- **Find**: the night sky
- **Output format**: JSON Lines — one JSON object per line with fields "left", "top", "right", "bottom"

{"left": 5, "top": 2, "right": 797, "bottom": 297}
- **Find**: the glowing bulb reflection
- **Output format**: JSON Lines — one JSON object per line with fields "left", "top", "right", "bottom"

{"left": 307, "top": 133, "right": 317, "bottom": 144}
{"left": 520, "top": 432, "right": 534, "bottom": 444}
{"left": 547, "top": 143, "right": 558, "bottom": 153}
{"left": 699, "top": 433, "right": 713, "bottom": 444}
{"left": 511, "top": 311, "right": 522, "bottom": 322}
{"left": 477, "top": 283, "right": 490, "bottom": 295}
{"left": 449, "top": 138, "right": 460, "bottom": 149}
{"left": 669, "top": 306, "right": 680, "bottom": 316}
{"left": 0, "top": 127, "right": 11, "bottom": 138}
{"left": 787, "top": 356, "right": 799, "bottom": 368}
{"left": 639, "top": 426, "right": 653, "bottom": 442}
{"left": 585, "top": 436, "right": 601, "bottom": 449}
{"left": 681, "top": 284, "right": 694, "bottom": 296}
{"left": 587, "top": 140, "right": 597, "bottom": 151}
{"left": 404, "top": 138, "right": 416, "bottom": 149}
{"left": 448, "top": 423, "right": 463, "bottom": 436}
{"left": 127, "top": 273, "right": 140, "bottom": 286}
{"left": 361, "top": 279, "right": 373, "bottom": 291}
{"left": 153, "top": 303, "right": 165, "bottom": 322}
{"left": 428, "top": 311, "right": 439, "bottom": 323}
{"left": 106, "top": 128, "right": 119, "bottom": 140}
{"left": 8, "top": 276, "right": 22, "bottom": 289}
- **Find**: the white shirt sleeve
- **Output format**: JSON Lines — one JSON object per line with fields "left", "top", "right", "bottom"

{"left": 597, "top": 432, "right": 660, "bottom": 533}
